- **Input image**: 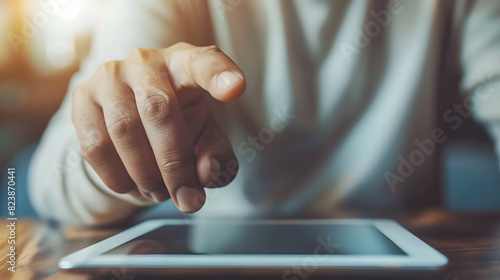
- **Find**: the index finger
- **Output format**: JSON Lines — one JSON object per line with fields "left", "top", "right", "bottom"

{"left": 164, "top": 43, "right": 246, "bottom": 101}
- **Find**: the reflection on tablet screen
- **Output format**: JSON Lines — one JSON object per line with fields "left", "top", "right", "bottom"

{"left": 104, "top": 222, "right": 406, "bottom": 256}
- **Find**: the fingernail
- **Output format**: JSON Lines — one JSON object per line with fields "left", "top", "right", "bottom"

{"left": 210, "top": 157, "right": 221, "bottom": 182}
{"left": 176, "top": 186, "right": 206, "bottom": 213}
{"left": 149, "top": 189, "right": 169, "bottom": 203}
{"left": 216, "top": 71, "right": 241, "bottom": 91}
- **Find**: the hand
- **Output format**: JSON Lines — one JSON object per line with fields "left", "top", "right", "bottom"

{"left": 71, "top": 43, "right": 245, "bottom": 213}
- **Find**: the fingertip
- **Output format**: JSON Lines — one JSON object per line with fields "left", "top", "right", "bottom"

{"left": 211, "top": 71, "right": 246, "bottom": 101}
{"left": 175, "top": 186, "right": 206, "bottom": 213}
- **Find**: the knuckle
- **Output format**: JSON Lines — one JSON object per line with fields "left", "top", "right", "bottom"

{"left": 97, "top": 61, "right": 120, "bottom": 78}
{"left": 127, "top": 48, "right": 154, "bottom": 63}
{"left": 202, "top": 45, "right": 221, "bottom": 54}
{"left": 141, "top": 93, "right": 177, "bottom": 121}
{"left": 107, "top": 114, "right": 141, "bottom": 139}
{"left": 189, "top": 45, "right": 221, "bottom": 65}
{"left": 72, "top": 82, "right": 90, "bottom": 106}
{"left": 80, "top": 134, "right": 112, "bottom": 162}
{"left": 159, "top": 156, "right": 193, "bottom": 175}
{"left": 72, "top": 83, "right": 86, "bottom": 99}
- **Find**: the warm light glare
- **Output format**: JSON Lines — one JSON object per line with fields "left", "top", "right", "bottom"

{"left": 0, "top": 2, "right": 12, "bottom": 65}
{"left": 57, "top": 0, "right": 85, "bottom": 20}
{"left": 45, "top": 39, "right": 76, "bottom": 69}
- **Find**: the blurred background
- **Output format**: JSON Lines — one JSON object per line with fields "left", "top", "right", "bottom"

{"left": 0, "top": 0, "right": 103, "bottom": 216}
{"left": 0, "top": 0, "right": 499, "bottom": 219}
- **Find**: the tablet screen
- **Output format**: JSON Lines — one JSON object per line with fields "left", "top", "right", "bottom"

{"left": 103, "top": 221, "right": 406, "bottom": 256}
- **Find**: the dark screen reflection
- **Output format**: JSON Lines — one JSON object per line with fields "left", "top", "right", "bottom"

{"left": 104, "top": 221, "right": 406, "bottom": 255}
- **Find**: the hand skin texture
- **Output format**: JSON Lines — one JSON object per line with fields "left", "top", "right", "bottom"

{"left": 71, "top": 43, "right": 246, "bottom": 213}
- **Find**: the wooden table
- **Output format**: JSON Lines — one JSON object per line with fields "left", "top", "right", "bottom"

{"left": 1, "top": 209, "right": 500, "bottom": 280}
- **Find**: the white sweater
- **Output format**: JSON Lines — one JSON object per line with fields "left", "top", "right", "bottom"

{"left": 28, "top": 0, "right": 500, "bottom": 226}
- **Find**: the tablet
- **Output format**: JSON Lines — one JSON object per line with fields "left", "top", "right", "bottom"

{"left": 59, "top": 219, "right": 448, "bottom": 275}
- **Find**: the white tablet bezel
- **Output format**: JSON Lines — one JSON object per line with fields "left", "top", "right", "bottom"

{"left": 59, "top": 219, "right": 448, "bottom": 270}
